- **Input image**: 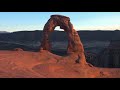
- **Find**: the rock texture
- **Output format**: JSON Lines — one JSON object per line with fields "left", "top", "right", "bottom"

{"left": 0, "top": 50, "right": 119, "bottom": 78}
{"left": 40, "top": 15, "right": 86, "bottom": 64}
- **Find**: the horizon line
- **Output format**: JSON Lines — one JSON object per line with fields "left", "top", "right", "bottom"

{"left": 2, "top": 29, "right": 120, "bottom": 33}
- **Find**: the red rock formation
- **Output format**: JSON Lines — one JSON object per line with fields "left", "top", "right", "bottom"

{"left": 40, "top": 15, "right": 87, "bottom": 64}
{"left": 0, "top": 50, "right": 119, "bottom": 78}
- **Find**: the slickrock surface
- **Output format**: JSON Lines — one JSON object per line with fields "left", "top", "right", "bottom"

{"left": 0, "top": 50, "right": 120, "bottom": 78}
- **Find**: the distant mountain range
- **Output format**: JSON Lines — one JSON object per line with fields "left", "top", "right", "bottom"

{"left": 0, "top": 30, "right": 120, "bottom": 42}
{"left": 0, "top": 31, "right": 10, "bottom": 33}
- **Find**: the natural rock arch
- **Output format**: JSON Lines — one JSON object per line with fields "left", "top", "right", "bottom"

{"left": 40, "top": 15, "right": 86, "bottom": 64}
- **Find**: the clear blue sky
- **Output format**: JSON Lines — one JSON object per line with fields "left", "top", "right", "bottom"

{"left": 0, "top": 12, "right": 120, "bottom": 32}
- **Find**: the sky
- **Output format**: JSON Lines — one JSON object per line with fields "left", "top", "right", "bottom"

{"left": 0, "top": 12, "right": 120, "bottom": 32}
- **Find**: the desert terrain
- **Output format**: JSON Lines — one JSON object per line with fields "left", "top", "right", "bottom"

{"left": 0, "top": 15, "right": 120, "bottom": 78}
{"left": 0, "top": 50, "right": 120, "bottom": 78}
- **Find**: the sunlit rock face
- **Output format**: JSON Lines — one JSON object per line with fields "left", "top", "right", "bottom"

{"left": 40, "top": 15, "right": 86, "bottom": 64}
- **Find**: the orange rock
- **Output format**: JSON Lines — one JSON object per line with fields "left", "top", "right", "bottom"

{"left": 40, "top": 15, "right": 86, "bottom": 64}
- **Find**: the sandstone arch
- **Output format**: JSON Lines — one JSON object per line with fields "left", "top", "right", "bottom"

{"left": 40, "top": 15, "right": 86, "bottom": 64}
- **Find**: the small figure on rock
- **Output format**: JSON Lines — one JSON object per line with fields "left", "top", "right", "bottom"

{"left": 14, "top": 48, "right": 23, "bottom": 51}
{"left": 40, "top": 47, "right": 44, "bottom": 51}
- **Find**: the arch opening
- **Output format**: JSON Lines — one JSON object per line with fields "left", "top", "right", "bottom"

{"left": 40, "top": 15, "right": 85, "bottom": 57}
{"left": 40, "top": 15, "right": 87, "bottom": 64}
{"left": 49, "top": 26, "right": 68, "bottom": 56}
